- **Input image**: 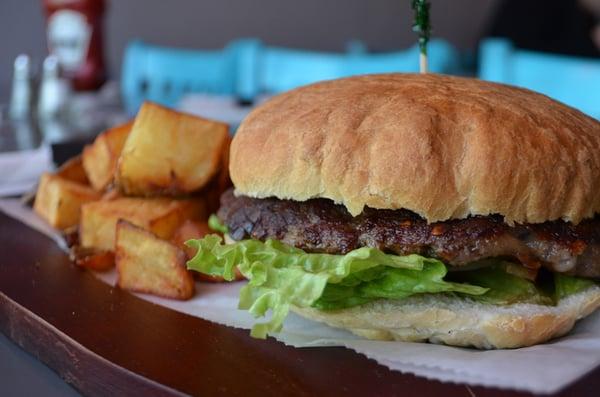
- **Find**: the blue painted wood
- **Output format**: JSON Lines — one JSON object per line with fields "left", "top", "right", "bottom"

{"left": 121, "top": 39, "right": 461, "bottom": 114}
{"left": 250, "top": 39, "right": 460, "bottom": 97}
{"left": 479, "top": 39, "right": 600, "bottom": 119}
{"left": 121, "top": 40, "right": 241, "bottom": 114}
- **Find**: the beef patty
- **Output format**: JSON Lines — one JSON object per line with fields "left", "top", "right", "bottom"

{"left": 217, "top": 189, "right": 600, "bottom": 278}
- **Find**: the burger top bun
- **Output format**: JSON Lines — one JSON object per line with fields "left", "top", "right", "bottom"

{"left": 230, "top": 73, "right": 600, "bottom": 224}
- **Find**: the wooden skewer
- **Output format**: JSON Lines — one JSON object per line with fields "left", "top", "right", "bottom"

{"left": 420, "top": 52, "right": 428, "bottom": 74}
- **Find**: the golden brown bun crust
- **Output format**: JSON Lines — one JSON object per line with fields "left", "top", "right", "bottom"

{"left": 292, "top": 287, "right": 600, "bottom": 349}
{"left": 231, "top": 74, "right": 600, "bottom": 224}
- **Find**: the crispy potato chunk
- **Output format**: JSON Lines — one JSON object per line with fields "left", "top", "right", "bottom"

{"left": 82, "top": 121, "right": 133, "bottom": 191}
{"left": 116, "top": 220, "right": 195, "bottom": 300}
{"left": 171, "top": 220, "right": 244, "bottom": 282}
{"left": 56, "top": 155, "right": 89, "bottom": 185}
{"left": 79, "top": 197, "right": 206, "bottom": 252}
{"left": 34, "top": 173, "right": 101, "bottom": 230}
{"left": 171, "top": 220, "right": 211, "bottom": 259}
{"left": 70, "top": 247, "right": 114, "bottom": 272}
{"left": 100, "top": 188, "right": 121, "bottom": 201}
{"left": 116, "top": 102, "right": 229, "bottom": 196}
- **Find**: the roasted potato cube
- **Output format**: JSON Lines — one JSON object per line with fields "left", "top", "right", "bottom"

{"left": 34, "top": 173, "right": 101, "bottom": 230}
{"left": 100, "top": 188, "right": 121, "bottom": 201}
{"left": 70, "top": 247, "right": 114, "bottom": 272}
{"left": 82, "top": 121, "right": 133, "bottom": 191}
{"left": 56, "top": 155, "right": 89, "bottom": 185}
{"left": 79, "top": 197, "right": 206, "bottom": 252}
{"left": 116, "top": 102, "right": 229, "bottom": 196}
{"left": 172, "top": 220, "right": 245, "bottom": 282}
{"left": 171, "top": 220, "right": 211, "bottom": 259}
{"left": 116, "top": 220, "right": 195, "bottom": 300}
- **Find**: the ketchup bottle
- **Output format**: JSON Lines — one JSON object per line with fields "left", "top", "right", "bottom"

{"left": 42, "top": 0, "right": 107, "bottom": 91}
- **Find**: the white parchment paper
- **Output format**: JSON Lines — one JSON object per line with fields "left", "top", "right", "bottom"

{"left": 0, "top": 146, "right": 53, "bottom": 197}
{"left": 2, "top": 199, "right": 599, "bottom": 394}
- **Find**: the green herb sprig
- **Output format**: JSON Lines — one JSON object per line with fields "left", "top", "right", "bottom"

{"left": 411, "top": 0, "right": 431, "bottom": 73}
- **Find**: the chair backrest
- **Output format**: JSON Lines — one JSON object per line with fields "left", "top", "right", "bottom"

{"left": 260, "top": 47, "right": 349, "bottom": 94}
{"left": 344, "top": 39, "right": 460, "bottom": 76}
{"left": 237, "top": 39, "right": 460, "bottom": 100}
{"left": 479, "top": 39, "right": 600, "bottom": 119}
{"left": 121, "top": 38, "right": 462, "bottom": 113}
{"left": 121, "top": 40, "right": 242, "bottom": 114}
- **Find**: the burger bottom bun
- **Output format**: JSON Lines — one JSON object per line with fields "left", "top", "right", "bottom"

{"left": 292, "top": 287, "right": 600, "bottom": 349}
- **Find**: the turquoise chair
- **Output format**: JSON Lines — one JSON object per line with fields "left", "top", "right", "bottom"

{"left": 121, "top": 39, "right": 253, "bottom": 114}
{"left": 344, "top": 39, "right": 460, "bottom": 76}
{"left": 122, "top": 38, "right": 357, "bottom": 112}
{"left": 237, "top": 39, "right": 461, "bottom": 101}
{"left": 479, "top": 39, "right": 600, "bottom": 119}
{"left": 122, "top": 38, "right": 462, "bottom": 113}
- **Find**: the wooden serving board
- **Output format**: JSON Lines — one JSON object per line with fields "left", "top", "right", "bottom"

{"left": 1, "top": 212, "right": 598, "bottom": 396}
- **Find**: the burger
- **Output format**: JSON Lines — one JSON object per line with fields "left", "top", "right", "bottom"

{"left": 187, "top": 73, "right": 600, "bottom": 349}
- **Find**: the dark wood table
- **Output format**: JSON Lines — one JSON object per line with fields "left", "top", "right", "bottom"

{"left": 1, "top": 212, "right": 598, "bottom": 396}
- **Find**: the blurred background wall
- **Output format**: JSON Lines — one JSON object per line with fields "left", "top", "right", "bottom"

{"left": 0, "top": 0, "right": 500, "bottom": 101}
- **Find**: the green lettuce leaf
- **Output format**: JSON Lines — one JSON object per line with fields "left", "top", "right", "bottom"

{"left": 186, "top": 235, "right": 486, "bottom": 338}
{"left": 554, "top": 273, "right": 597, "bottom": 301}
{"left": 448, "top": 265, "right": 554, "bottom": 305}
{"left": 208, "top": 214, "right": 229, "bottom": 234}
{"left": 313, "top": 261, "right": 488, "bottom": 310}
{"left": 186, "top": 236, "right": 598, "bottom": 338}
